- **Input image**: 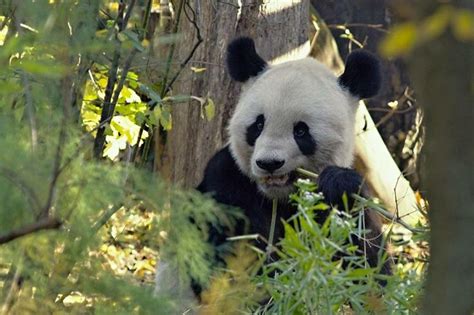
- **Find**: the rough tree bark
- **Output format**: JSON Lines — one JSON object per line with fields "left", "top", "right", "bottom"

{"left": 408, "top": 2, "right": 474, "bottom": 314}
{"left": 160, "top": 0, "right": 310, "bottom": 187}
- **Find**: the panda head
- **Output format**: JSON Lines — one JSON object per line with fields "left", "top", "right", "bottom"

{"left": 227, "top": 37, "right": 381, "bottom": 199}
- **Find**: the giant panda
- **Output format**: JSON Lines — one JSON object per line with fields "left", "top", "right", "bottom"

{"left": 156, "top": 37, "right": 391, "bottom": 307}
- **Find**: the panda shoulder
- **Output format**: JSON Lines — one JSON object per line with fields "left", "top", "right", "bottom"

{"left": 197, "top": 145, "right": 250, "bottom": 195}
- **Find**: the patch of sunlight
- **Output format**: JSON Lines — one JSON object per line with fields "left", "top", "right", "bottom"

{"left": 270, "top": 40, "right": 311, "bottom": 65}
{"left": 263, "top": 0, "right": 302, "bottom": 14}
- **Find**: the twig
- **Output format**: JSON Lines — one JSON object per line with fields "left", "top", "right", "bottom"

{"left": 328, "top": 23, "right": 388, "bottom": 33}
{"left": 158, "top": 0, "right": 185, "bottom": 97}
{"left": 266, "top": 199, "right": 278, "bottom": 257}
{"left": 13, "top": 5, "right": 37, "bottom": 151}
{"left": 0, "top": 262, "right": 22, "bottom": 315}
{"left": 0, "top": 167, "right": 41, "bottom": 213}
{"left": 368, "top": 107, "right": 415, "bottom": 114}
{"left": 295, "top": 167, "right": 319, "bottom": 179}
{"left": 93, "top": 0, "right": 138, "bottom": 158}
{"left": 121, "top": 0, "right": 137, "bottom": 30}
{"left": 107, "top": 50, "right": 138, "bottom": 119}
{"left": 0, "top": 217, "right": 62, "bottom": 245}
{"left": 93, "top": 44, "right": 121, "bottom": 158}
{"left": 352, "top": 195, "right": 427, "bottom": 234}
{"left": 163, "top": 1, "right": 203, "bottom": 94}
{"left": 92, "top": 205, "right": 122, "bottom": 231}
{"left": 133, "top": 0, "right": 186, "bottom": 163}
{"left": 42, "top": 77, "right": 73, "bottom": 218}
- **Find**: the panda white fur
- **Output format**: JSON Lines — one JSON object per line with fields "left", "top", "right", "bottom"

{"left": 157, "top": 37, "right": 390, "bottom": 304}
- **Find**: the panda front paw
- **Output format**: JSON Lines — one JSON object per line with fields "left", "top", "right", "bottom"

{"left": 317, "top": 166, "right": 363, "bottom": 210}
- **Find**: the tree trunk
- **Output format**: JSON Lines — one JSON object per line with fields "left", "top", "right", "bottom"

{"left": 161, "top": 0, "right": 309, "bottom": 187}
{"left": 408, "top": 2, "right": 474, "bottom": 314}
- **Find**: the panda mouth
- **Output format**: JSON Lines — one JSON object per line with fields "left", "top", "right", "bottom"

{"left": 259, "top": 172, "right": 296, "bottom": 187}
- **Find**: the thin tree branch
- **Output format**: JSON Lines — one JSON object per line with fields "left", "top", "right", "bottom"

{"left": 0, "top": 217, "right": 62, "bottom": 245}
{"left": 13, "top": 3, "right": 37, "bottom": 151}
{"left": 0, "top": 263, "right": 22, "bottom": 315}
{"left": 352, "top": 195, "right": 427, "bottom": 234}
{"left": 131, "top": 0, "right": 186, "bottom": 162}
{"left": 93, "top": 0, "right": 138, "bottom": 159}
{"left": 0, "top": 167, "right": 41, "bottom": 213}
{"left": 327, "top": 23, "right": 389, "bottom": 33}
{"left": 163, "top": 1, "right": 203, "bottom": 95}
{"left": 93, "top": 47, "right": 121, "bottom": 158}
{"left": 41, "top": 75, "right": 74, "bottom": 219}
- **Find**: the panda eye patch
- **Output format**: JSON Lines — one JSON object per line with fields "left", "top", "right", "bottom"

{"left": 246, "top": 114, "right": 265, "bottom": 146}
{"left": 293, "top": 121, "right": 316, "bottom": 155}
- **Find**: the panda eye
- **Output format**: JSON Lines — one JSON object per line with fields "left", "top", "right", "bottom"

{"left": 294, "top": 128, "right": 305, "bottom": 137}
{"left": 256, "top": 115, "right": 265, "bottom": 131}
{"left": 294, "top": 122, "right": 309, "bottom": 138}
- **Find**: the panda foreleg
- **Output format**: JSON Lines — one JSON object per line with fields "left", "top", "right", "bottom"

{"left": 318, "top": 166, "right": 392, "bottom": 278}
{"left": 317, "top": 165, "right": 363, "bottom": 211}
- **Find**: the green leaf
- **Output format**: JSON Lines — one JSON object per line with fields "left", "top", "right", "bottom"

{"left": 160, "top": 105, "right": 172, "bottom": 130}
{"left": 17, "top": 60, "right": 68, "bottom": 78}
{"left": 138, "top": 83, "right": 161, "bottom": 105}
{"left": 119, "top": 29, "right": 145, "bottom": 52}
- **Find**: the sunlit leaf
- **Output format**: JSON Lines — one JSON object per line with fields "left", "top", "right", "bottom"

{"left": 190, "top": 66, "right": 206, "bottom": 73}
{"left": 380, "top": 22, "right": 417, "bottom": 57}
{"left": 103, "top": 135, "right": 127, "bottom": 160}
{"left": 452, "top": 9, "right": 474, "bottom": 41}
{"left": 204, "top": 98, "right": 215, "bottom": 121}
{"left": 421, "top": 5, "right": 452, "bottom": 39}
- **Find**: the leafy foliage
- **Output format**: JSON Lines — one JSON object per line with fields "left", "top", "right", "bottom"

{"left": 254, "top": 180, "right": 427, "bottom": 314}
{"left": 0, "top": 1, "right": 225, "bottom": 313}
{"left": 381, "top": 5, "right": 474, "bottom": 57}
{"left": 81, "top": 67, "right": 151, "bottom": 160}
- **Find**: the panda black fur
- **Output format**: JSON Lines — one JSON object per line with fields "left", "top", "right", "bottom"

{"left": 156, "top": 37, "right": 391, "bottom": 303}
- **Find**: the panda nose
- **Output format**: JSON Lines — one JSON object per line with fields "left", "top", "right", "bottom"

{"left": 256, "top": 159, "right": 285, "bottom": 173}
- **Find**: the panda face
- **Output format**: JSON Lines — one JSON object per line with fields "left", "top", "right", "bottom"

{"left": 229, "top": 59, "right": 357, "bottom": 199}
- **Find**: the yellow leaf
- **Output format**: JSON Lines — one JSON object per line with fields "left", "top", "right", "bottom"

{"left": 204, "top": 98, "right": 215, "bottom": 121}
{"left": 452, "top": 9, "right": 474, "bottom": 41}
{"left": 422, "top": 5, "right": 452, "bottom": 40}
{"left": 120, "top": 86, "right": 141, "bottom": 103}
{"left": 380, "top": 22, "right": 417, "bottom": 57}
{"left": 97, "top": 77, "right": 108, "bottom": 89}
{"left": 190, "top": 66, "right": 206, "bottom": 73}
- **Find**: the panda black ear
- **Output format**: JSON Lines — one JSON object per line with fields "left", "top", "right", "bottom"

{"left": 226, "top": 37, "right": 267, "bottom": 82}
{"left": 338, "top": 50, "right": 381, "bottom": 99}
